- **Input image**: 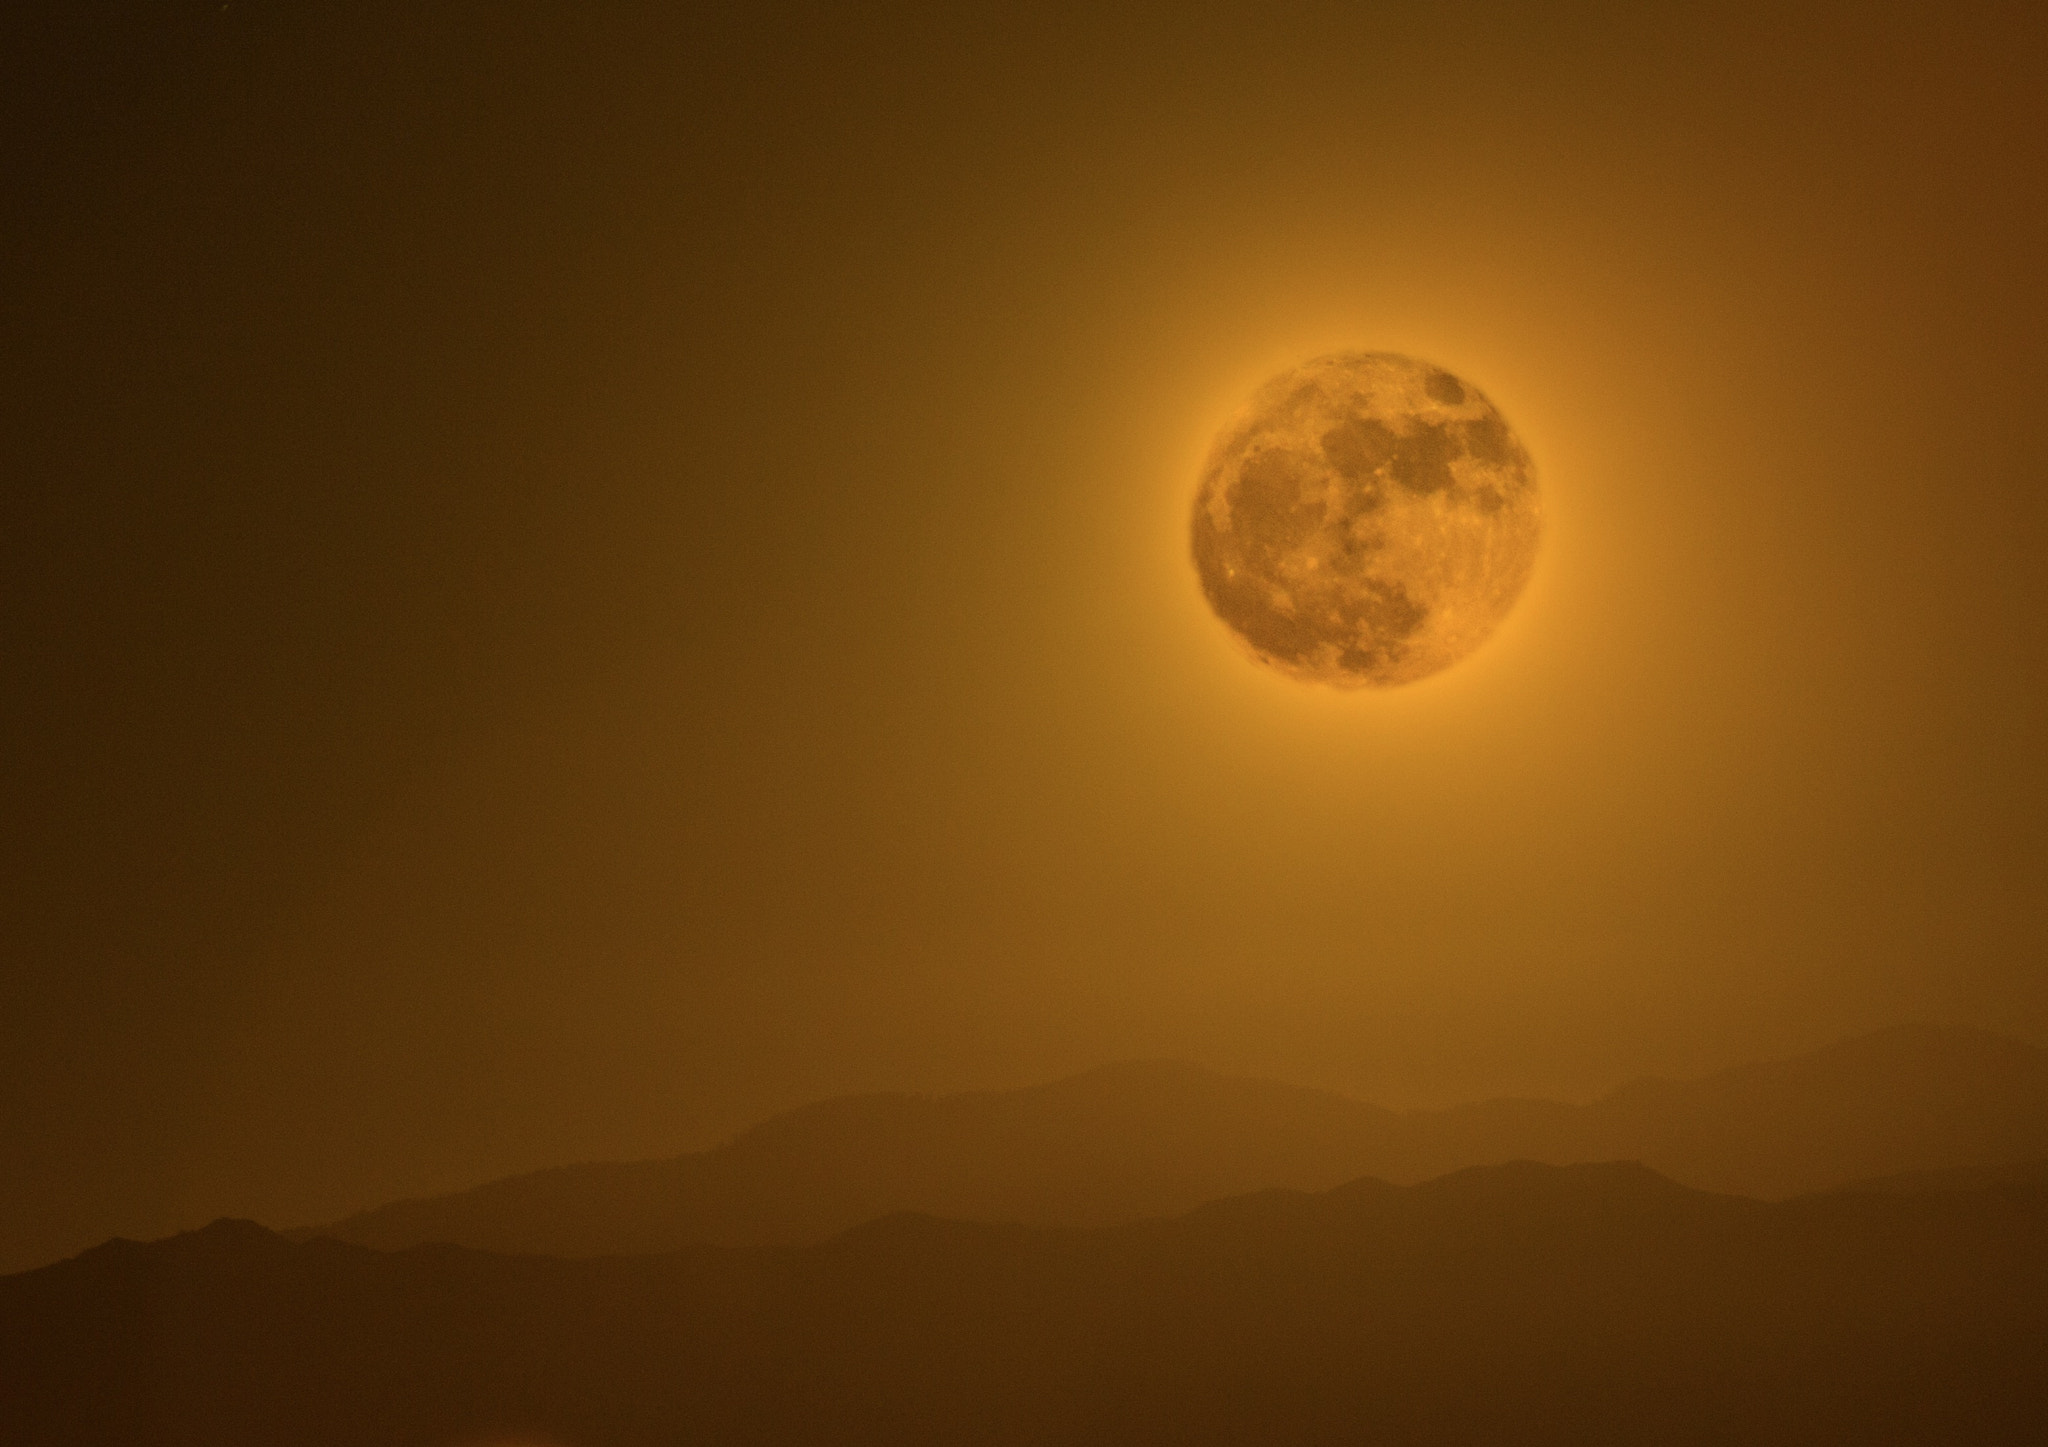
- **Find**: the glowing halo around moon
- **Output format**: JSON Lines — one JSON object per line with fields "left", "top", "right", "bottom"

{"left": 1191, "top": 352, "right": 1541, "bottom": 687}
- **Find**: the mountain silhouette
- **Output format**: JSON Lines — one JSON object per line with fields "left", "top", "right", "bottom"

{"left": 297, "top": 1023, "right": 2048, "bottom": 1256}
{"left": 7, "top": 1160, "right": 2046, "bottom": 1445}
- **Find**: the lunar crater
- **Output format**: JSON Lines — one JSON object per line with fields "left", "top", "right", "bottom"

{"left": 1191, "top": 352, "right": 1540, "bottom": 687}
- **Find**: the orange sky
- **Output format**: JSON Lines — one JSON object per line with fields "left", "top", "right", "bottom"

{"left": 3, "top": 1, "right": 2045, "bottom": 1271}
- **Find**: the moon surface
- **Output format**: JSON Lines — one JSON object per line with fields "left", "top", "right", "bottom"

{"left": 1191, "top": 352, "right": 1541, "bottom": 687}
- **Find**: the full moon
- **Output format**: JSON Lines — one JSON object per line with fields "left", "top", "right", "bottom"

{"left": 1191, "top": 352, "right": 1541, "bottom": 687}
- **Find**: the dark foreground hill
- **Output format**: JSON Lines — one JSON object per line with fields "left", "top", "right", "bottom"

{"left": 7, "top": 1162, "right": 2048, "bottom": 1447}
{"left": 301, "top": 1023, "right": 2048, "bottom": 1256}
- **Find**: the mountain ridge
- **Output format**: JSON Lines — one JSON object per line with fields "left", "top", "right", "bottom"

{"left": 292, "top": 1022, "right": 2048, "bottom": 1257}
{"left": 10, "top": 1158, "right": 2047, "bottom": 1445}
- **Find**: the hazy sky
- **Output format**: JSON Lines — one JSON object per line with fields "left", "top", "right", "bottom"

{"left": 5, "top": 1, "right": 2046, "bottom": 1272}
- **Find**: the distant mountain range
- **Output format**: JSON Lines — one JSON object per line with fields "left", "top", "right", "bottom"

{"left": 9, "top": 1160, "right": 2046, "bottom": 1445}
{"left": 297, "top": 1022, "right": 2048, "bottom": 1256}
